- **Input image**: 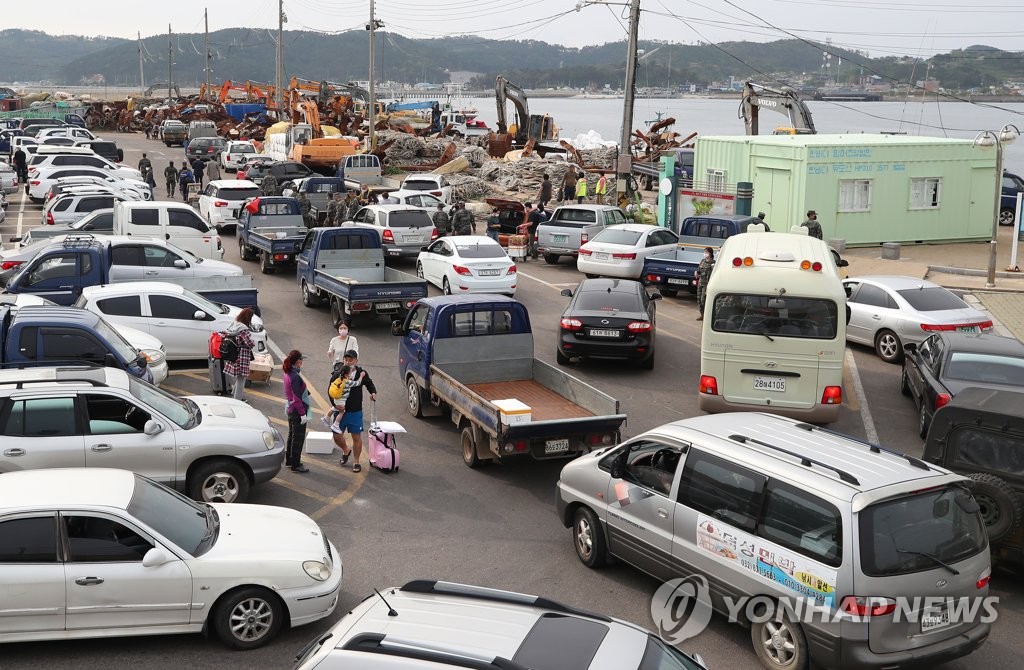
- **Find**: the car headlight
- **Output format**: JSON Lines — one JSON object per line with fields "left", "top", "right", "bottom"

{"left": 141, "top": 348, "right": 165, "bottom": 365}
{"left": 303, "top": 560, "right": 331, "bottom": 581}
{"left": 263, "top": 431, "right": 275, "bottom": 450}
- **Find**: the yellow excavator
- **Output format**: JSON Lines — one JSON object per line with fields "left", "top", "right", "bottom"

{"left": 489, "top": 75, "right": 558, "bottom": 156}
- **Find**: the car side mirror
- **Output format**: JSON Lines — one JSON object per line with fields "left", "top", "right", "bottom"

{"left": 142, "top": 547, "right": 170, "bottom": 568}
{"left": 560, "top": 288, "right": 573, "bottom": 297}
{"left": 144, "top": 419, "right": 164, "bottom": 436}
{"left": 193, "top": 310, "right": 207, "bottom": 320}
{"left": 844, "top": 286, "right": 853, "bottom": 298}
{"left": 837, "top": 259, "right": 850, "bottom": 268}
{"left": 392, "top": 320, "right": 406, "bottom": 336}
{"left": 609, "top": 449, "right": 628, "bottom": 479}
{"left": 173, "top": 259, "right": 188, "bottom": 269}
{"left": 903, "top": 342, "right": 917, "bottom": 353}
{"left": 421, "top": 246, "right": 429, "bottom": 252}
{"left": 104, "top": 353, "right": 118, "bottom": 368}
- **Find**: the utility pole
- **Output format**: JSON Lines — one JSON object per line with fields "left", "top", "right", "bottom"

{"left": 367, "top": 1, "right": 384, "bottom": 151}
{"left": 204, "top": 8, "right": 210, "bottom": 99}
{"left": 168, "top": 24, "right": 173, "bottom": 102}
{"left": 276, "top": 0, "right": 285, "bottom": 118}
{"left": 618, "top": 0, "right": 641, "bottom": 202}
{"left": 138, "top": 32, "right": 145, "bottom": 91}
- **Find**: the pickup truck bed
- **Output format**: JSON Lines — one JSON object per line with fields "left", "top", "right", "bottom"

{"left": 467, "top": 380, "right": 594, "bottom": 420}
{"left": 643, "top": 240, "right": 716, "bottom": 294}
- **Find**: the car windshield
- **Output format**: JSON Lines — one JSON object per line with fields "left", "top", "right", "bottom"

{"left": 553, "top": 209, "right": 598, "bottom": 224}
{"left": 859, "top": 486, "right": 987, "bottom": 576}
{"left": 389, "top": 211, "right": 431, "bottom": 229}
{"left": 591, "top": 229, "right": 642, "bottom": 246}
{"left": 402, "top": 180, "right": 436, "bottom": 191}
{"left": 93, "top": 318, "right": 140, "bottom": 361}
{"left": 128, "top": 376, "right": 194, "bottom": 429}
{"left": 711, "top": 294, "right": 839, "bottom": 339}
{"left": 897, "top": 287, "right": 966, "bottom": 311}
{"left": 455, "top": 243, "right": 505, "bottom": 259}
{"left": 575, "top": 291, "right": 642, "bottom": 312}
{"left": 944, "top": 352, "right": 1024, "bottom": 384}
{"left": 127, "top": 475, "right": 212, "bottom": 556}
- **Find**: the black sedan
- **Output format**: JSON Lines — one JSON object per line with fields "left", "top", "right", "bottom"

{"left": 557, "top": 278, "right": 660, "bottom": 369}
{"left": 902, "top": 331, "right": 1024, "bottom": 438}
{"left": 185, "top": 137, "right": 227, "bottom": 162}
{"left": 239, "top": 160, "right": 312, "bottom": 187}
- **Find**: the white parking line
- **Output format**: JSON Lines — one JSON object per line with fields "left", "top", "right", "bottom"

{"left": 845, "top": 349, "right": 879, "bottom": 444}
{"left": 16, "top": 187, "right": 25, "bottom": 239}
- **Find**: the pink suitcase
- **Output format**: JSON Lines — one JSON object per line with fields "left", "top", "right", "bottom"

{"left": 368, "top": 410, "right": 405, "bottom": 473}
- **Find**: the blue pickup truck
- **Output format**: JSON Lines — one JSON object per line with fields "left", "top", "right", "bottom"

{"left": 237, "top": 196, "right": 308, "bottom": 274}
{"left": 297, "top": 227, "right": 427, "bottom": 325}
{"left": 643, "top": 214, "right": 762, "bottom": 296}
{"left": 2, "top": 236, "right": 259, "bottom": 312}
{"left": 393, "top": 295, "right": 626, "bottom": 468}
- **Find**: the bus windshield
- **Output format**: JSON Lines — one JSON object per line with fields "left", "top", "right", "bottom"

{"left": 710, "top": 294, "right": 839, "bottom": 339}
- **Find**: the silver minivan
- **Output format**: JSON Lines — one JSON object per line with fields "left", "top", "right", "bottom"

{"left": 349, "top": 204, "right": 436, "bottom": 259}
{"left": 557, "top": 412, "right": 991, "bottom": 670}
{"left": 536, "top": 204, "right": 628, "bottom": 265}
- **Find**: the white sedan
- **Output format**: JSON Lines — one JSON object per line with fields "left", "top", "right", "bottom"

{"left": 577, "top": 223, "right": 680, "bottom": 279}
{"left": 75, "top": 282, "right": 268, "bottom": 361}
{"left": 0, "top": 468, "right": 342, "bottom": 649}
{"left": 416, "top": 235, "right": 517, "bottom": 296}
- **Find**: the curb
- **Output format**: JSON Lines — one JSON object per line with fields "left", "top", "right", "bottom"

{"left": 929, "top": 265, "right": 1024, "bottom": 280}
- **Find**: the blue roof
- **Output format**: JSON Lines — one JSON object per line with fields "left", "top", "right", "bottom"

{"left": 420, "top": 295, "right": 518, "bottom": 308}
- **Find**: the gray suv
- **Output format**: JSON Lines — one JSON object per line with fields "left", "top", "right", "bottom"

{"left": 536, "top": 204, "right": 629, "bottom": 265}
{"left": 557, "top": 412, "right": 991, "bottom": 670}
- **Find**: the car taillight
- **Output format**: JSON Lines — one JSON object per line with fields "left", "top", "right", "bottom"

{"left": 977, "top": 569, "right": 991, "bottom": 589}
{"left": 579, "top": 248, "right": 593, "bottom": 256}
{"left": 699, "top": 375, "right": 718, "bottom": 395}
{"left": 1, "top": 261, "right": 23, "bottom": 270}
{"left": 506, "top": 265, "right": 517, "bottom": 274}
{"left": 586, "top": 433, "right": 614, "bottom": 446}
{"left": 560, "top": 317, "right": 583, "bottom": 331}
{"left": 612, "top": 252, "right": 637, "bottom": 260}
{"left": 935, "top": 392, "right": 952, "bottom": 409}
{"left": 430, "top": 190, "right": 442, "bottom": 197}
{"left": 30, "top": 180, "right": 40, "bottom": 186}
{"left": 214, "top": 200, "right": 228, "bottom": 207}
{"left": 646, "top": 273, "right": 662, "bottom": 283}
{"left": 821, "top": 386, "right": 842, "bottom": 404}
{"left": 46, "top": 211, "right": 54, "bottom": 225}
{"left": 381, "top": 229, "right": 394, "bottom": 244}
{"left": 627, "top": 321, "right": 652, "bottom": 332}
{"left": 430, "top": 227, "right": 439, "bottom": 240}
{"left": 732, "top": 256, "right": 754, "bottom": 267}
{"left": 225, "top": 154, "right": 231, "bottom": 161}
{"left": 453, "top": 265, "right": 473, "bottom": 276}
{"left": 840, "top": 596, "right": 896, "bottom": 617}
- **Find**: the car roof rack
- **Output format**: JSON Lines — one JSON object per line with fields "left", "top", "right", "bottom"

{"left": 400, "top": 580, "right": 611, "bottom": 623}
{"left": 729, "top": 434, "right": 860, "bottom": 486}
{"left": 341, "top": 633, "right": 527, "bottom": 670}
{"left": 793, "top": 422, "right": 932, "bottom": 472}
{"left": 61, "top": 233, "right": 98, "bottom": 248}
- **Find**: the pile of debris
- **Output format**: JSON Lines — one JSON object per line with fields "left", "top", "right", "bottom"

{"left": 631, "top": 117, "right": 695, "bottom": 163}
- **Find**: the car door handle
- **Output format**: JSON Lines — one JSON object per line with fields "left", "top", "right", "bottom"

{"left": 59, "top": 285, "right": 73, "bottom": 289}
{"left": 165, "top": 233, "right": 171, "bottom": 240}
{"left": 871, "top": 314, "right": 882, "bottom": 320}
{"left": 75, "top": 577, "right": 104, "bottom": 586}
{"left": 657, "top": 508, "right": 669, "bottom": 518}
{"left": 145, "top": 270, "right": 159, "bottom": 275}
{"left": 90, "top": 444, "right": 113, "bottom": 452}
{"left": 417, "top": 351, "right": 423, "bottom": 361}
{"left": 3, "top": 448, "right": 25, "bottom": 457}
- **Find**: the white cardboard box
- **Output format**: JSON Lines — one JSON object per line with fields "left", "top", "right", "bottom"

{"left": 493, "top": 398, "right": 532, "bottom": 425}
{"left": 305, "top": 431, "right": 336, "bottom": 455}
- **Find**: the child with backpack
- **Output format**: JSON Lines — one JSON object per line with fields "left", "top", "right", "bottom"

{"left": 323, "top": 364, "right": 366, "bottom": 433}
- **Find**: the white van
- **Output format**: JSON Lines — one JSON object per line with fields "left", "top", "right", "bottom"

{"left": 699, "top": 226, "right": 847, "bottom": 422}
{"left": 113, "top": 201, "right": 224, "bottom": 260}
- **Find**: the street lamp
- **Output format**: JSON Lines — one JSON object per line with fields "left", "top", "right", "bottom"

{"left": 974, "top": 124, "right": 1020, "bottom": 287}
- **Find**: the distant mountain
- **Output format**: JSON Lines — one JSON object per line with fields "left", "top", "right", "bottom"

{"left": 1, "top": 29, "right": 1019, "bottom": 92}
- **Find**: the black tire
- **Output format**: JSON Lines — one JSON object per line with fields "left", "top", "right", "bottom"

{"left": 442, "top": 278, "right": 452, "bottom": 295}
{"left": 641, "top": 351, "right": 655, "bottom": 370}
{"left": 900, "top": 365, "right": 912, "bottom": 397}
{"left": 556, "top": 348, "right": 571, "bottom": 365}
{"left": 187, "top": 459, "right": 250, "bottom": 503}
{"left": 416, "top": 262, "right": 425, "bottom": 279}
{"left": 211, "top": 586, "right": 283, "bottom": 650}
{"left": 918, "top": 404, "right": 930, "bottom": 439}
{"left": 750, "top": 607, "right": 809, "bottom": 670}
{"left": 874, "top": 329, "right": 903, "bottom": 364}
{"left": 407, "top": 377, "right": 423, "bottom": 418}
{"left": 238, "top": 238, "right": 255, "bottom": 262}
{"left": 1000, "top": 208, "right": 1015, "bottom": 226}
{"left": 330, "top": 299, "right": 347, "bottom": 327}
{"left": 461, "top": 426, "right": 484, "bottom": 468}
{"left": 543, "top": 253, "right": 560, "bottom": 265}
{"left": 969, "top": 473, "right": 1023, "bottom": 543}
{"left": 572, "top": 507, "right": 608, "bottom": 567}
{"left": 259, "top": 251, "right": 275, "bottom": 274}
{"left": 301, "top": 280, "right": 320, "bottom": 307}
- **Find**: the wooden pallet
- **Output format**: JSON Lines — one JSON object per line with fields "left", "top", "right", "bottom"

{"left": 467, "top": 379, "right": 594, "bottom": 421}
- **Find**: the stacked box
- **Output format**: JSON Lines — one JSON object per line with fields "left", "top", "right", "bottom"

{"left": 248, "top": 354, "right": 273, "bottom": 383}
{"left": 493, "top": 398, "right": 532, "bottom": 425}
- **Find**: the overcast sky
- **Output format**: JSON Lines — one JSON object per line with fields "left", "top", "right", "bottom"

{"left": 4, "top": 0, "right": 1023, "bottom": 57}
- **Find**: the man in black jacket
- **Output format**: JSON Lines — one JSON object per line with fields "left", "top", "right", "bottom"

{"left": 334, "top": 349, "right": 377, "bottom": 473}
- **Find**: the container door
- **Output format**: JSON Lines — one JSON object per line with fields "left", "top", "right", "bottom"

{"left": 754, "top": 167, "right": 792, "bottom": 226}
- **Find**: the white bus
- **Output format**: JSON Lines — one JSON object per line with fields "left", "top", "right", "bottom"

{"left": 699, "top": 227, "right": 847, "bottom": 422}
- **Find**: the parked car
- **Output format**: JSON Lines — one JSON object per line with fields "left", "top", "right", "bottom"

{"left": 557, "top": 412, "right": 992, "bottom": 670}
{"left": 577, "top": 223, "right": 680, "bottom": 279}
{"left": 350, "top": 204, "right": 437, "bottom": 259}
{"left": 76, "top": 282, "right": 269, "bottom": 361}
{"left": 1001, "top": 170, "right": 1024, "bottom": 226}
{"left": 36, "top": 126, "right": 97, "bottom": 142}
{"left": 557, "top": 278, "right": 659, "bottom": 368}
{"left": 197, "top": 179, "right": 261, "bottom": 231}
{"left": 219, "top": 140, "right": 257, "bottom": 171}
{"left": 28, "top": 165, "right": 144, "bottom": 201}
{"left": 398, "top": 173, "right": 452, "bottom": 203}
{"left": 416, "top": 235, "right": 516, "bottom": 296}
{"left": 239, "top": 160, "right": 311, "bottom": 186}
{"left": 19, "top": 208, "right": 114, "bottom": 248}
{"left": 389, "top": 189, "right": 453, "bottom": 216}
{"left": 844, "top": 276, "right": 993, "bottom": 363}
{"left": 293, "top": 580, "right": 706, "bottom": 670}
{"left": 902, "top": 331, "right": 1024, "bottom": 437}
{"left": 41, "top": 191, "right": 125, "bottom": 226}
{"left": 234, "top": 156, "right": 275, "bottom": 182}
{"left": 28, "top": 150, "right": 141, "bottom": 181}
{"left": 185, "top": 136, "right": 227, "bottom": 163}
{"left": 39, "top": 136, "right": 77, "bottom": 147}
{"left": 72, "top": 139, "right": 124, "bottom": 164}
{"left": 537, "top": 204, "right": 629, "bottom": 265}
{"left": 0, "top": 468, "right": 341, "bottom": 648}
{"left": 0, "top": 161, "right": 16, "bottom": 195}
{"left": 46, "top": 174, "right": 151, "bottom": 202}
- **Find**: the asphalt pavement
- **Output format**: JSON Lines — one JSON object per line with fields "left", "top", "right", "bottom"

{"left": 1, "top": 132, "right": 1022, "bottom": 670}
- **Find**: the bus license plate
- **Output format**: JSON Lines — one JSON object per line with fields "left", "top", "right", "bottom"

{"left": 589, "top": 329, "right": 620, "bottom": 337}
{"left": 544, "top": 439, "right": 570, "bottom": 454}
{"left": 376, "top": 302, "right": 400, "bottom": 310}
{"left": 921, "top": 610, "right": 950, "bottom": 632}
{"left": 754, "top": 376, "right": 786, "bottom": 392}
{"left": 667, "top": 278, "right": 686, "bottom": 284}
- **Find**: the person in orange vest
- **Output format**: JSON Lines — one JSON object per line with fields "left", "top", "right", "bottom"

{"left": 595, "top": 171, "right": 608, "bottom": 204}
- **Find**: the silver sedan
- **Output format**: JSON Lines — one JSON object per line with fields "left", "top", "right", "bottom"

{"left": 843, "top": 275, "right": 993, "bottom": 363}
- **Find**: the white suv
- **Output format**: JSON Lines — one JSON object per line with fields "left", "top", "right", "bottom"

{"left": 293, "top": 580, "right": 708, "bottom": 670}
{"left": 220, "top": 140, "right": 257, "bottom": 171}
{"left": 198, "top": 179, "right": 261, "bottom": 231}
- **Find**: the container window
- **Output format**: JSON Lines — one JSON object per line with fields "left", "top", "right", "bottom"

{"left": 838, "top": 179, "right": 872, "bottom": 212}
{"left": 909, "top": 177, "right": 942, "bottom": 209}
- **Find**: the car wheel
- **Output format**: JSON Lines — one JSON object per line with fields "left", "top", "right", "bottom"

{"left": 968, "top": 473, "right": 1023, "bottom": 543}
{"left": 238, "top": 238, "right": 254, "bottom": 262}
{"left": 212, "top": 586, "right": 283, "bottom": 650}
{"left": 461, "top": 426, "right": 489, "bottom": 468}
{"left": 407, "top": 377, "right": 423, "bottom": 418}
{"left": 874, "top": 329, "right": 903, "bottom": 363}
{"left": 301, "top": 280, "right": 320, "bottom": 307}
{"left": 187, "top": 459, "right": 250, "bottom": 503}
{"left": 1000, "top": 208, "right": 1015, "bottom": 226}
{"left": 750, "top": 607, "right": 809, "bottom": 670}
{"left": 918, "top": 404, "right": 931, "bottom": 439}
{"left": 442, "top": 278, "right": 452, "bottom": 295}
{"left": 259, "top": 251, "right": 275, "bottom": 275}
{"left": 543, "top": 253, "right": 559, "bottom": 265}
{"left": 641, "top": 351, "right": 655, "bottom": 370}
{"left": 556, "top": 348, "right": 571, "bottom": 365}
{"left": 900, "top": 365, "right": 912, "bottom": 397}
{"left": 573, "top": 507, "right": 608, "bottom": 567}
{"left": 416, "top": 262, "right": 424, "bottom": 279}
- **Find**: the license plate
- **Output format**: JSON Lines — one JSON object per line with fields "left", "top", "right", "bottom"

{"left": 544, "top": 439, "right": 570, "bottom": 454}
{"left": 478, "top": 269, "right": 501, "bottom": 276}
{"left": 921, "top": 610, "right": 950, "bottom": 632}
{"left": 667, "top": 277, "right": 686, "bottom": 284}
{"left": 754, "top": 376, "right": 786, "bottom": 392}
{"left": 376, "top": 302, "right": 400, "bottom": 310}
{"left": 956, "top": 326, "right": 980, "bottom": 333}
{"left": 589, "top": 329, "right": 620, "bottom": 337}
{"left": 553, "top": 234, "right": 568, "bottom": 243}
{"left": 593, "top": 252, "right": 609, "bottom": 260}
{"left": 403, "top": 235, "right": 422, "bottom": 243}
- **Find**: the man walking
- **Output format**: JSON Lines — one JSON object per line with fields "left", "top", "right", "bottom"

{"left": 575, "top": 171, "right": 588, "bottom": 204}
{"left": 346, "top": 190, "right": 362, "bottom": 222}
{"left": 298, "top": 191, "right": 314, "bottom": 228}
{"left": 326, "top": 192, "right": 343, "bottom": 226}
{"left": 261, "top": 172, "right": 279, "bottom": 197}
{"left": 452, "top": 202, "right": 475, "bottom": 235}
{"left": 432, "top": 202, "right": 451, "bottom": 236}
{"left": 164, "top": 162, "right": 179, "bottom": 198}
{"left": 12, "top": 147, "right": 27, "bottom": 185}
{"left": 561, "top": 169, "right": 577, "bottom": 204}
{"left": 801, "top": 210, "right": 823, "bottom": 240}
{"left": 190, "top": 157, "right": 206, "bottom": 188}
{"left": 595, "top": 171, "right": 608, "bottom": 204}
{"left": 526, "top": 202, "right": 543, "bottom": 259}
{"left": 537, "top": 173, "right": 552, "bottom": 209}
{"left": 333, "top": 349, "right": 377, "bottom": 473}
{"left": 137, "top": 153, "right": 152, "bottom": 175}
{"left": 696, "top": 246, "right": 716, "bottom": 321}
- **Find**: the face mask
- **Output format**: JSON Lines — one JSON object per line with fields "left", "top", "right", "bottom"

{"left": 338, "top": 329, "right": 348, "bottom": 337}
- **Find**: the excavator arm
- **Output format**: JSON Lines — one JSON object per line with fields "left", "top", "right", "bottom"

{"left": 495, "top": 75, "right": 530, "bottom": 142}
{"left": 739, "top": 81, "right": 816, "bottom": 135}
